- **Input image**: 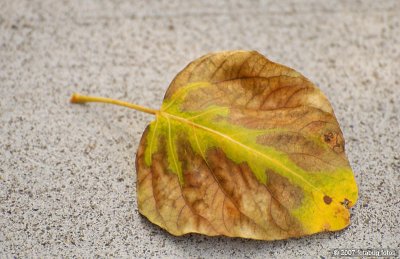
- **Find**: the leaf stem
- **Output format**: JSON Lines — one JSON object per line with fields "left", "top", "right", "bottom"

{"left": 70, "top": 93, "right": 159, "bottom": 115}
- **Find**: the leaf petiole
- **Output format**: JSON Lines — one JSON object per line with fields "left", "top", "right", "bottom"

{"left": 70, "top": 93, "right": 159, "bottom": 115}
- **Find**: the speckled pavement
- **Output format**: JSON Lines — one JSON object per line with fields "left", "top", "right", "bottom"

{"left": 0, "top": 0, "right": 399, "bottom": 257}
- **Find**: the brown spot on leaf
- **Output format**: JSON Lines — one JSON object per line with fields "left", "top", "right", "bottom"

{"left": 323, "top": 131, "right": 345, "bottom": 154}
{"left": 323, "top": 195, "right": 332, "bottom": 205}
{"left": 324, "top": 132, "right": 334, "bottom": 143}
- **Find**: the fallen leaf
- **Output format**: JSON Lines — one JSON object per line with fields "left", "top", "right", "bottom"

{"left": 71, "top": 50, "right": 358, "bottom": 240}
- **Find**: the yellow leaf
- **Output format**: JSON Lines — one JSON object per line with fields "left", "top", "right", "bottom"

{"left": 71, "top": 50, "right": 358, "bottom": 240}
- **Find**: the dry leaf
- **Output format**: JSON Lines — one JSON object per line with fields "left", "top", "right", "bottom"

{"left": 71, "top": 50, "right": 358, "bottom": 240}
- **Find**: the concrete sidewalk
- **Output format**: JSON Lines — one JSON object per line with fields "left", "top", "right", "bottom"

{"left": 1, "top": 0, "right": 399, "bottom": 257}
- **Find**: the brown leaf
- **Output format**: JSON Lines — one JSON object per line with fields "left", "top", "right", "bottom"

{"left": 135, "top": 50, "right": 358, "bottom": 240}
{"left": 71, "top": 50, "right": 358, "bottom": 240}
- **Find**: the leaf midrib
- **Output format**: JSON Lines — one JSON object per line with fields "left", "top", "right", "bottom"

{"left": 159, "top": 110, "right": 321, "bottom": 194}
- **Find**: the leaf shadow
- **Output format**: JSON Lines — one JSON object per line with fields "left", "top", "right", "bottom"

{"left": 138, "top": 214, "right": 340, "bottom": 257}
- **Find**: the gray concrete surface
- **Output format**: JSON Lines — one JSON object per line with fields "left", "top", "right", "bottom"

{"left": 1, "top": 0, "right": 399, "bottom": 258}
